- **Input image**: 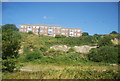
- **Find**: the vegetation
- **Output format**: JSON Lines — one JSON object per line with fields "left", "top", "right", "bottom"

{"left": 28, "top": 31, "right": 34, "bottom": 34}
{"left": 2, "top": 24, "right": 21, "bottom": 72}
{"left": 2, "top": 24, "right": 119, "bottom": 79}
{"left": 82, "top": 32, "right": 89, "bottom": 36}
{"left": 88, "top": 45, "right": 118, "bottom": 63}
{"left": 110, "top": 31, "right": 118, "bottom": 34}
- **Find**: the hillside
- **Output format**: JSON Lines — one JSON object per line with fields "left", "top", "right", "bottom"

{"left": 3, "top": 31, "right": 120, "bottom": 79}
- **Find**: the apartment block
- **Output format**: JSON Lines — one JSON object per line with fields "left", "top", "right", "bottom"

{"left": 19, "top": 24, "right": 82, "bottom": 37}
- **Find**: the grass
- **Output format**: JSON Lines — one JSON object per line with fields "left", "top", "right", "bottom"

{"left": 2, "top": 63, "right": 120, "bottom": 79}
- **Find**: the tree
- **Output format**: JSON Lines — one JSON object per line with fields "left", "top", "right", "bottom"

{"left": 2, "top": 24, "right": 21, "bottom": 72}
{"left": 82, "top": 32, "right": 89, "bottom": 36}
{"left": 110, "top": 31, "right": 118, "bottom": 34}
{"left": 2, "top": 24, "right": 18, "bottom": 31}
{"left": 28, "top": 31, "right": 33, "bottom": 34}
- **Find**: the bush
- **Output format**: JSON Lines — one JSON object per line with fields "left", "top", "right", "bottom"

{"left": 2, "top": 24, "right": 21, "bottom": 72}
{"left": 28, "top": 31, "right": 33, "bottom": 34}
{"left": 2, "top": 58, "right": 17, "bottom": 72}
{"left": 67, "top": 47, "right": 76, "bottom": 53}
{"left": 88, "top": 46, "right": 118, "bottom": 63}
{"left": 39, "top": 46, "right": 48, "bottom": 52}
{"left": 2, "top": 29, "right": 21, "bottom": 59}
{"left": 43, "top": 49, "right": 64, "bottom": 56}
{"left": 55, "top": 35, "right": 66, "bottom": 38}
{"left": 110, "top": 31, "right": 118, "bottom": 34}
{"left": 82, "top": 32, "right": 89, "bottom": 36}
{"left": 98, "top": 36, "right": 113, "bottom": 47}
{"left": 25, "top": 50, "right": 42, "bottom": 61}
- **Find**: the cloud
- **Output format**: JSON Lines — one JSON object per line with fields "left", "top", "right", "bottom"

{"left": 43, "top": 16, "right": 47, "bottom": 19}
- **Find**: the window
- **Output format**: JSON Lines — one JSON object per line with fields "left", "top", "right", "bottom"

{"left": 36, "top": 26, "right": 39, "bottom": 28}
{"left": 62, "top": 33, "right": 65, "bottom": 35}
{"left": 28, "top": 26, "right": 31, "bottom": 29}
{"left": 74, "top": 29, "right": 77, "bottom": 32}
{"left": 58, "top": 31, "right": 60, "bottom": 33}
{"left": 45, "top": 27, "right": 47, "bottom": 29}
{"left": 36, "top": 30, "right": 38, "bottom": 32}
{"left": 69, "top": 29, "right": 73, "bottom": 32}
{"left": 41, "top": 26, "right": 44, "bottom": 29}
{"left": 21, "top": 25, "right": 24, "bottom": 28}
{"left": 77, "top": 34, "right": 80, "bottom": 36}
{"left": 33, "top": 26, "right": 36, "bottom": 28}
{"left": 48, "top": 31, "right": 52, "bottom": 34}
{"left": 57, "top": 27, "right": 60, "bottom": 29}
{"left": 66, "top": 29, "right": 68, "bottom": 31}
{"left": 40, "top": 30, "right": 44, "bottom": 32}
{"left": 77, "top": 30, "right": 81, "bottom": 32}
{"left": 48, "top": 27, "right": 52, "bottom": 29}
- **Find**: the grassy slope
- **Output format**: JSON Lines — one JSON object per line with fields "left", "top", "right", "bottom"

{"left": 3, "top": 32, "right": 120, "bottom": 79}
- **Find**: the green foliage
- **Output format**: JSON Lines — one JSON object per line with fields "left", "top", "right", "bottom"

{"left": 2, "top": 29, "right": 21, "bottom": 59}
{"left": 98, "top": 36, "right": 113, "bottom": 47}
{"left": 25, "top": 50, "right": 42, "bottom": 61}
{"left": 28, "top": 31, "right": 33, "bottom": 34}
{"left": 2, "top": 24, "right": 18, "bottom": 31}
{"left": 2, "top": 24, "right": 21, "bottom": 72}
{"left": 82, "top": 32, "right": 89, "bottom": 36}
{"left": 55, "top": 35, "right": 66, "bottom": 38}
{"left": 110, "top": 31, "right": 118, "bottom": 34}
{"left": 43, "top": 49, "right": 64, "bottom": 56}
{"left": 88, "top": 46, "right": 118, "bottom": 63}
{"left": 67, "top": 47, "right": 76, "bottom": 53}
{"left": 2, "top": 58, "right": 17, "bottom": 72}
{"left": 39, "top": 46, "right": 48, "bottom": 52}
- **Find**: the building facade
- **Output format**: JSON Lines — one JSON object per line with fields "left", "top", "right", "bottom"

{"left": 19, "top": 24, "right": 82, "bottom": 37}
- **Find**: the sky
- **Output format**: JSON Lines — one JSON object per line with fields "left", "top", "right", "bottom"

{"left": 2, "top": 2, "right": 118, "bottom": 35}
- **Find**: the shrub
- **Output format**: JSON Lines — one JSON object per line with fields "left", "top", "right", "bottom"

{"left": 28, "top": 31, "right": 33, "bottom": 34}
{"left": 2, "top": 29, "right": 21, "bottom": 59}
{"left": 2, "top": 24, "right": 21, "bottom": 72}
{"left": 88, "top": 46, "right": 118, "bottom": 63}
{"left": 82, "top": 32, "right": 89, "bottom": 36}
{"left": 39, "top": 46, "right": 48, "bottom": 52}
{"left": 2, "top": 24, "right": 18, "bottom": 31}
{"left": 67, "top": 47, "right": 76, "bottom": 53}
{"left": 110, "top": 31, "right": 118, "bottom": 34}
{"left": 55, "top": 35, "right": 66, "bottom": 38}
{"left": 43, "top": 49, "right": 64, "bottom": 56}
{"left": 2, "top": 58, "right": 17, "bottom": 72}
{"left": 98, "top": 36, "right": 113, "bottom": 47}
{"left": 25, "top": 50, "right": 42, "bottom": 61}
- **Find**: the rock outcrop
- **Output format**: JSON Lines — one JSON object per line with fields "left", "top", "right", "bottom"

{"left": 50, "top": 45, "right": 97, "bottom": 53}
{"left": 74, "top": 45, "right": 97, "bottom": 53}
{"left": 111, "top": 38, "right": 119, "bottom": 45}
{"left": 50, "top": 45, "right": 71, "bottom": 52}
